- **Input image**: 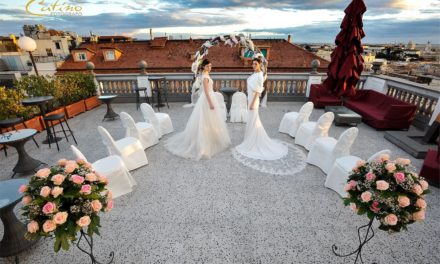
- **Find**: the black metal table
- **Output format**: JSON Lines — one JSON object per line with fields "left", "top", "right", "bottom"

{"left": 0, "top": 129, "right": 44, "bottom": 178}
{"left": 135, "top": 87, "right": 149, "bottom": 110}
{"left": 98, "top": 95, "right": 119, "bottom": 121}
{"left": 325, "top": 106, "right": 362, "bottom": 126}
{"left": 0, "top": 179, "right": 39, "bottom": 261}
{"left": 0, "top": 118, "right": 39, "bottom": 156}
{"left": 22, "top": 96, "right": 60, "bottom": 144}
{"left": 220, "top": 87, "right": 236, "bottom": 114}
{"left": 149, "top": 76, "right": 169, "bottom": 111}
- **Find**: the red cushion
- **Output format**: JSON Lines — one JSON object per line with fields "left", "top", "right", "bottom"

{"left": 420, "top": 149, "right": 440, "bottom": 187}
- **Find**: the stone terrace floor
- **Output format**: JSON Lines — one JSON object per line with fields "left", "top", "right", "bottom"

{"left": 0, "top": 102, "right": 439, "bottom": 264}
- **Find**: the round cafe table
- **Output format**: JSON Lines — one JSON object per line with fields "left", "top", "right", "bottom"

{"left": 22, "top": 96, "right": 61, "bottom": 144}
{"left": 0, "top": 179, "right": 39, "bottom": 261}
{"left": 0, "top": 129, "right": 44, "bottom": 178}
{"left": 220, "top": 87, "right": 236, "bottom": 114}
{"left": 98, "top": 95, "right": 119, "bottom": 121}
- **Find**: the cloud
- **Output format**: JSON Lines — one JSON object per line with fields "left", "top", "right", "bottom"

{"left": 0, "top": 8, "right": 29, "bottom": 16}
{"left": 0, "top": 10, "right": 246, "bottom": 36}
{"left": 163, "top": 0, "right": 410, "bottom": 11}
{"left": 241, "top": 18, "right": 440, "bottom": 44}
{"left": 69, "top": 0, "right": 94, "bottom": 3}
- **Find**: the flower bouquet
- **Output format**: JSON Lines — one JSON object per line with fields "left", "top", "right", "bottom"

{"left": 333, "top": 154, "right": 430, "bottom": 263}
{"left": 20, "top": 159, "right": 114, "bottom": 260}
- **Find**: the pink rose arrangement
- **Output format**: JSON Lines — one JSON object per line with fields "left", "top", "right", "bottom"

{"left": 344, "top": 156, "right": 430, "bottom": 232}
{"left": 20, "top": 159, "right": 113, "bottom": 252}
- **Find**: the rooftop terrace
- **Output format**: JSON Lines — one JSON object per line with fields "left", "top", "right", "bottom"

{"left": 0, "top": 102, "right": 439, "bottom": 264}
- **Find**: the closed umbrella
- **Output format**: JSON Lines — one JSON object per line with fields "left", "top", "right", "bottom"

{"left": 323, "top": 0, "right": 367, "bottom": 98}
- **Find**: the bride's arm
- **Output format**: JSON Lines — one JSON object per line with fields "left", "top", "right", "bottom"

{"left": 203, "top": 78, "right": 214, "bottom": 110}
{"left": 250, "top": 92, "right": 260, "bottom": 110}
{"left": 249, "top": 74, "right": 264, "bottom": 110}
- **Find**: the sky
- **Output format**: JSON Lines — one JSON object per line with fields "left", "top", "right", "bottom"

{"left": 0, "top": 0, "right": 439, "bottom": 44}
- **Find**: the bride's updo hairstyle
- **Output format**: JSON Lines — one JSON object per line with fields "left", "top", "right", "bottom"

{"left": 199, "top": 59, "right": 211, "bottom": 73}
{"left": 252, "top": 57, "right": 262, "bottom": 65}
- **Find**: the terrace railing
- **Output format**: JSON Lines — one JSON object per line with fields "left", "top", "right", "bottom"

{"left": 95, "top": 72, "right": 439, "bottom": 129}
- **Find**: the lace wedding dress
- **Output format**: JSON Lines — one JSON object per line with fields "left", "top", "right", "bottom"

{"left": 233, "top": 72, "right": 307, "bottom": 175}
{"left": 235, "top": 71, "right": 288, "bottom": 160}
{"left": 165, "top": 74, "right": 231, "bottom": 160}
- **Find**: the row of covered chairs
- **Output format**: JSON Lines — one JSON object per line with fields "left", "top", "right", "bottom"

{"left": 279, "top": 102, "right": 395, "bottom": 197}
{"left": 214, "top": 91, "right": 248, "bottom": 123}
{"left": 71, "top": 104, "right": 174, "bottom": 198}
{"left": 279, "top": 102, "right": 359, "bottom": 174}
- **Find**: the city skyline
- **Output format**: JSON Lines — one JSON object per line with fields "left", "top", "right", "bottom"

{"left": 0, "top": 0, "right": 439, "bottom": 44}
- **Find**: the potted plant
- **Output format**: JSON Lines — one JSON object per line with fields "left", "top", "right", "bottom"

{"left": 20, "top": 159, "right": 114, "bottom": 262}
{"left": 0, "top": 86, "right": 43, "bottom": 131}
{"left": 55, "top": 74, "right": 86, "bottom": 118}
{"left": 76, "top": 73, "right": 101, "bottom": 110}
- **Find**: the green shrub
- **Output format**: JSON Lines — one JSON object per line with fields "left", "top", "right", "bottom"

{"left": 13, "top": 73, "right": 97, "bottom": 108}
{"left": 0, "top": 86, "right": 37, "bottom": 120}
{"left": 13, "top": 75, "right": 60, "bottom": 111}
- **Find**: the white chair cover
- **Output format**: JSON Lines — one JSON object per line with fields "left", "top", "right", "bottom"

{"left": 295, "top": 112, "right": 334, "bottom": 150}
{"left": 279, "top": 102, "right": 314, "bottom": 137}
{"left": 325, "top": 149, "right": 392, "bottom": 197}
{"left": 307, "top": 127, "right": 359, "bottom": 174}
{"left": 97, "top": 126, "right": 148, "bottom": 171}
{"left": 325, "top": 155, "right": 361, "bottom": 198}
{"left": 140, "top": 103, "right": 173, "bottom": 138}
{"left": 214, "top": 92, "right": 227, "bottom": 121}
{"left": 120, "top": 112, "right": 159, "bottom": 149}
{"left": 230, "top": 92, "right": 248, "bottom": 123}
{"left": 70, "top": 145, "right": 136, "bottom": 199}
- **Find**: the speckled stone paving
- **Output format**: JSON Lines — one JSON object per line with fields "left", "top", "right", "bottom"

{"left": 1, "top": 102, "right": 439, "bottom": 264}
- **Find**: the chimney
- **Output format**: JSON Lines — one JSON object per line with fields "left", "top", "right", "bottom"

{"left": 287, "top": 34, "right": 292, "bottom": 43}
{"left": 149, "top": 28, "right": 153, "bottom": 40}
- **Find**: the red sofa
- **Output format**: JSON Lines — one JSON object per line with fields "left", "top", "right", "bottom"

{"left": 345, "top": 90, "right": 417, "bottom": 130}
{"left": 419, "top": 140, "right": 440, "bottom": 187}
{"left": 309, "top": 84, "right": 342, "bottom": 108}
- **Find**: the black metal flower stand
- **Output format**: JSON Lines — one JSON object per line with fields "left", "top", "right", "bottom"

{"left": 77, "top": 229, "right": 114, "bottom": 264}
{"left": 332, "top": 218, "right": 376, "bottom": 264}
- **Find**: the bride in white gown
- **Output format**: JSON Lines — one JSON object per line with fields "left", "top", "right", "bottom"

{"left": 235, "top": 57, "right": 288, "bottom": 160}
{"left": 165, "top": 59, "right": 231, "bottom": 160}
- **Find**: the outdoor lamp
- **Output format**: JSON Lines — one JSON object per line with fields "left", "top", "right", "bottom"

{"left": 139, "top": 60, "right": 148, "bottom": 74}
{"left": 17, "top": 36, "right": 39, "bottom": 76}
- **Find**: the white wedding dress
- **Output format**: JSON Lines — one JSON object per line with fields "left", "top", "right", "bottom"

{"left": 165, "top": 74, "right": 231, "bottom": 160}
{"left": 235, "top": 72, "right": 288, "bottom": 160}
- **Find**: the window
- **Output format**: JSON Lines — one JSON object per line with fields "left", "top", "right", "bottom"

{"left": 55, "top": 42, "right": 61, "bottom": 50}
{"left": 46, "top": 48, "right": 53, "bottom": 57}
{"left": 75, "top": 52, "right": 87, "bottom": 61}
{"left": 243, "top": 48, "right": 268, "bottom": 59}
{"left": 105, "top": 50, "right": 115, "bottom": 60}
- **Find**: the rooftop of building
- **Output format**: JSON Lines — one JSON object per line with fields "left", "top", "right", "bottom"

{"left": 57, "top": 38, "right": 330, "bottom": 74}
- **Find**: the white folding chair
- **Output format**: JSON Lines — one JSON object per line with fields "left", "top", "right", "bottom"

{"left": 120, "top": 112, "right": 158, "bottom": 149}
{"left": 230, "top": 92, "right": 248, "bottom": 123}
{"left": 70, "top": 145, "right": 136, "bottom": 199}
{"left": 140, "top": 103, "right": 173, "bottom": 138}
{"left": 214, "top": 92, "right": 227, "bottom": 121}
{"left": 279, "top": 102, "right": 314, "bottom": 137}
{"left": 295, "top": 112, "right": 334, "bottom": 150}
{"left": 325, "top": 149, "right": 392, "bottom": 197}
{"left": 307, "top": 127, "right": 359, "bottom": 174}
{"left": 97, "top": 126, "right": 148, "bottom": 171}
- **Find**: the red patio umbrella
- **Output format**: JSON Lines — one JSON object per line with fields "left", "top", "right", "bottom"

{"left": 322, "top": 0, "right": 367, "bottom": 98}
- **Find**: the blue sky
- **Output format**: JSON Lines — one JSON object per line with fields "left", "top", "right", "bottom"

{"left": 0, "top": 0, "right": 439, "bottom": 44}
